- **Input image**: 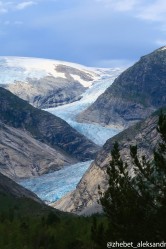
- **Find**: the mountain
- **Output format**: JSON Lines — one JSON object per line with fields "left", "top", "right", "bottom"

{"left": 77, "top": 47, "right": 166, "bottom": 128}
{"left": 0, "top": 121, "right": 75, "bottom": 179}
{"left": 0, "top": 57, "right": 99, "bottom": 109}
{"left": 53, "top": 108, "right": 164, "bottom": 214}
{"left": 0, "top": 87, "right": 99, "bottom": 179}
{"left": 0, "top": 172, "right": 42, "bottom": 203}
{"left": 0, "top": 171, "right": 101, "bottom": 249}
{"left": 46, "top": 67, "right": 124, "bottom": 146}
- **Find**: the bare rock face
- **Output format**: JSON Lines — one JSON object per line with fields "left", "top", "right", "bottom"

{"left": 53, "top": 163, "right": 107, "bottom": 214}
{"left": 0, "top": 87, "right": 99, "bottom": 179}
{"left": 0, "top": 121, "right": 75, "bottom": 180}
{"left": 6, "top": 76, "right": 85, "bottom": 109}
{"left": 53, "top": 110, "right": 162, "bottom": 214}
{"left": 77, "top": 47, "right": 166, "bottom": 128}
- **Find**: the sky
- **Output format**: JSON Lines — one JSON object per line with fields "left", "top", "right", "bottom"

{"left": 0, "top": 0, "right": 166, "bottom": 67}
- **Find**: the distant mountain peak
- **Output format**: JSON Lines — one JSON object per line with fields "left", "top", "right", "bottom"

{"left": 157, "top": 46, "right": 166, "bottom": 51}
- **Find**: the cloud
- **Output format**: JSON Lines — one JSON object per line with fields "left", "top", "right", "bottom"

{"left": 14, "top": 20, "right": 23, "bottom": 25}
{"left": 137, "top": 0, "right": 166, "bottom": 22}
{"left": 0, "top": 8, "right": 7, "bottom": 13}
{"left": 16, "top": 1, "right": 37, "bottom": 10}
{"left": 1, "top": 20, "right": 23, "bottom": 26}
{"left": 94, "top": 59, "right": 134, "bottom": 68}
{"left": 155, "top": 39, "right": 166, "bottom": 46}
{"left": 94, "top": 0, "right": 166, "bottom": 23}
{"left": 4, "top": 20, "right": 10, "bottom": 25}
{"left": 95, "top": 0, "right": 139, "bottom": 12}
{"left": 0, "top": 0, "right": 165, "bottom": 66}
{"left": 0, "top": 1, "right": 37, "bottom": 14}
{"left": 0, "top": 1, "right": 8, "bottom": 13}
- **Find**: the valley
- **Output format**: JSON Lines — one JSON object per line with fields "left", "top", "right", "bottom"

{"left": 0, "top": 47, "right": 166, "bottom": 215}
{"left": 46, "top": 68, "right": 123, "bottom": 145}
{"left": 16, "top": 47, "right": 166, "bottom": 213}
{"left": 1, "top": 47, "right": 166, "bottom": 213}
{"left": 1, "top": 0, "right": 166, "bottom": 246}
{"left": 19, "top": 160, "right": 92, "bottom": 204}
{"left": 18, "top": 66, "right": 124, "bottom": 204}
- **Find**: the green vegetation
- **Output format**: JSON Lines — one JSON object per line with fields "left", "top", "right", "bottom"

{"left": 98, "top": 111, "right": 166, "bottom": 246}
{"left": 1, "top": 109, "right": 166, "bottom": 248}
{"left": 0, "top": 193, "right": 106, "bottom": 249}
{"left": 1, "top": 86, "right": 166, "bottom": 248}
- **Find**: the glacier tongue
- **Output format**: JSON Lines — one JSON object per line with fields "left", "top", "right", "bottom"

{"left": 18, "top": 161, "right": 92, "bottom": 204}
{"left": 47, "top": 106, "right": 119, "bottom": 146}
{"left": 19, "top": 67, "right": 124, "bottom": 204}
{"left": 45, "top": 68, "right": 124, "bottom": 145}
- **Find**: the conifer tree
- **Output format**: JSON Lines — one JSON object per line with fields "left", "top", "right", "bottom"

{"left": 100, "top": 111, "right": 166, "bottom": 242}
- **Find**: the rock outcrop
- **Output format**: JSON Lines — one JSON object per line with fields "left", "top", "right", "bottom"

{"left": 53, "top": 109, "right": 164, "bottom": 214}
{"left": 6, "top": 76, "right": 86, "bottom": 109}
{"left": 0, "top": 87, "right": 99, "bottom": 179}
{"left": 77, "top": 47, "right": 166, "bottom": 128}
{"left": 0, "top": 121, "right": 75, "bottom": 179}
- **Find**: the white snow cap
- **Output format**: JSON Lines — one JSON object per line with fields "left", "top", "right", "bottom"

{"left": 0, "top": 56, "right": 99, "bottom": 87}
{"left": 159, "top": 46, "right": 166, "bottom": 51}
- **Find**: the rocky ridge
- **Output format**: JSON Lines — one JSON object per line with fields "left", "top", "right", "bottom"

{"left": 77, "top": 47, "right": 166, "bottom": 128}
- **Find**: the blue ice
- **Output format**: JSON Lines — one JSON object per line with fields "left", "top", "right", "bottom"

{"left": 45, "top": 75, "right": 123, "bottom": 146}
{"left": 18, "top": 161, "right": 92, "bottom": 204}
{"left": 19, "top": 68, "right": 124, "bottom": 204}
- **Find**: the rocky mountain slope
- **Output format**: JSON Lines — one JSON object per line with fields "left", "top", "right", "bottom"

{"left": 0, "top": 57, "right": 99, "bottom": 108}
{"left": 77, "top": 47, "right": 166, "bottom": 128}
{"left": 0, "top": 87, "right": 99, "bottom": 179}
{"left": 0, "top": 172, "right": 42, "bottom": 203}
{"left": 53, "top": 109, "right": 164, "bottom": 214}
{"left": 0, "top": 121, "right": 75, "bottom": 179}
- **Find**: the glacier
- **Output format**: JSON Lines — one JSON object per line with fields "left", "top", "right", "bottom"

{"left": 45, "top": 68, "right": 124, "bottom": 145}
{"left": 0, "top": 56, "right": 99, "bottom": 87}
{"left": 19, "top": 67, "right": 124, "bottom": 204}
{"left": 0, "top": 57, "right": 47, "bottom": 84}
{"left": 18, "top": 161, "right": 92, "bottom": 204}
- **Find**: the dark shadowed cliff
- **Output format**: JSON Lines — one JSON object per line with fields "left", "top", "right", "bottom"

{"left": 0, "top": 87, "right": 99, "bottom": 178}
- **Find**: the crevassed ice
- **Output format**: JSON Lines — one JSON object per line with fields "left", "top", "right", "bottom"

{"left": 19, "top": 65, "right": 124, "bottom": 204}
{"left": 46, "top": 68, "right": 124, "bottom": 145}
{"left": 18, "top": 161, "right": 92, "bottom": 203}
